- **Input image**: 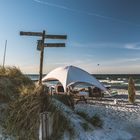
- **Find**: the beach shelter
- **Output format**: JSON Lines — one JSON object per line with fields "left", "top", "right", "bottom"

{"left": 42, "top": 65, "right": 107, "bottom": 92}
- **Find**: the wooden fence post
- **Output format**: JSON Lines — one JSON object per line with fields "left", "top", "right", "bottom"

{"left": 39, "top": 112, "right": 52, "bottom": 140}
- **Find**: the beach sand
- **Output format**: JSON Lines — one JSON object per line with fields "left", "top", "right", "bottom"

{"left": 0, "top": 89, "right": 140, "bottom": 140}
{"left": 75, "top": 90, "right": 140, "bottom": 140}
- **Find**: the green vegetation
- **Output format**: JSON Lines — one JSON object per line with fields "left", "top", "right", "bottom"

{"left": 0, "top": 66, "right": 34, "bottom": 102}
{"left": 0, "top": 66, "right": 103, "bottom": 140}
{"left": 0, "top": 67, "right": 74, "bottom": 140}
{"left": 50, "top": 109, "right": 74, "bottom": 140}
{"left": 90, "top": 114, "right": 103, "bottom": 128}
{"left": 81, "top": 122, "right": 90, "bottom": 131}
{"left": 76, "top": 111, "right": 89, "bottom": 120}
{"left": 4, "top": 86, "right": 45, "bottom": 140}
{"left": 53, "top": 94, "right": 74, "bottom": 110}
{"left": 77, "top": 111, "right": 103, "bottom": 128}
{"left": 128, "top": 77, "right": 136, "bottom": 104}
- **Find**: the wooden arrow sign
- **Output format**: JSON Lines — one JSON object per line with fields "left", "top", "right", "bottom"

{"left": 20, "top": 31, "right": 67, "bottom": 39}
{"left": 37, "top": 40, "right": 43, "bottom": 51}
{"left": 45, "top": 35, "right": 67, "bottom": 39}
{"left": 20, "top": 31, "right": 42, "bottom": 36}
{"left": 44, "top": 43, "right": 65, "bottom": 47}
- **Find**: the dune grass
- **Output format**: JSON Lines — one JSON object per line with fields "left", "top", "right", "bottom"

{"left": 0, "top": 66, "right": 34, "bottom": 102}
{"left": 4, "top": 86, "right": 44, "bottom": 140}
{"left": 1, "top": 66, "right": 103, "bottom": 140}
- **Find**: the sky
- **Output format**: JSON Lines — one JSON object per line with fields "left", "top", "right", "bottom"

{"left": 0, "top": 0, "right": 140, "bottom": 74}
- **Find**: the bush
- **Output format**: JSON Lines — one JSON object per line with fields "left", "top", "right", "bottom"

{"left": 76, "top": 111, "right": 89, "bottom": 120}
{"left": 81, "top": 122, "right": 90, "bottom": 131}
{"left": 90, "top": 114, "right": 103, "bottom": 128}
{"left": 53, "top": 94, "right": 74, "bottom": 110}
{"left": 76, "top": 111, "right": 103, "bottom": 128}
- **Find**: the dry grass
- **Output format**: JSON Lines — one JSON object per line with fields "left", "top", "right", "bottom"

{"left": 4, "top": 86, "right": 45, "bottom": 140}
{"left": 0, "top": 66, "right": 34, "bottom": 102}
{"left": 4, "top": 86, "right": 75, "bottom": 140}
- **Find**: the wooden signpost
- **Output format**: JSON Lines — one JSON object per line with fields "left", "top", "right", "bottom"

{"left": 20, "top": 30, "right": 67, "bottom": 85}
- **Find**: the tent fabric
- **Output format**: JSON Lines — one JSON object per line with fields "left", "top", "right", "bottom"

{"left": 42, "top": 65, "right": 107, "bottom": 92}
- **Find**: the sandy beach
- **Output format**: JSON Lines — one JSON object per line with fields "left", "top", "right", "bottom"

{"left": 0, "top": 89, "right": 140, "bottom": 140}
{"left": 75, "top": 90, "right": 140, "bottom": 140}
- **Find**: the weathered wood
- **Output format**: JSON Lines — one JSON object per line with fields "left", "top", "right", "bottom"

{"left": 44, "top": 43, "right": 65, "bottom": 47}
{"left": 20, "top": 31, "right": 42, "bottom": 36}
{"left": 39, "top": 30, "right": 45, "bottom": 85}
{"left": 45, "top": 34, "right": 67, "bottom": 39}
{"left": 37, "top": 40, "right": 42, "bottom": 51}
{"left": 20, "top": 30, "right": 67, "bottom": 85}
{"left": 3, "top": 40, "right": 7, "bottom": 68}
{"left": 39, "top": 112, "right": 47, "bottom": 140}
{"left": 20, "top": 31, "right": 67, "bottom": 39}
{"left": 39, "top": 112, "right": 52, "bottom": 140}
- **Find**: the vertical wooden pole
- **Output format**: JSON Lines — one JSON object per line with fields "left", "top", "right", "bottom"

{"left": 39, "top": 112, "right": 52, "bottom": 140}
{"left": 39, "top": 30, "right": 45, "bottom": 85}
{"left": 3, "top": 40, "right": 7, "bottom": 68}
{"left": 39, "top": 112, "right": 47, "bottom": 140}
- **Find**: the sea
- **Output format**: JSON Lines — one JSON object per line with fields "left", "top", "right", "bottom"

{"left": 26, "top": 74, "right": 140, "bottom": 90}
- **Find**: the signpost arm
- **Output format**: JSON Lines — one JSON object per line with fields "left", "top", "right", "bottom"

{"left": 39, "top": 30, "right": 45, "bottom": 85}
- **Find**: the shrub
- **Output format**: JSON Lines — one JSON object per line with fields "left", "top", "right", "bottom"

{"left": 76, "top": 111, "right": 89, "bottom": 120}
{"left": 90, "top": 114, "right": 103, "bottom": 128}
{"left": 53, "top": 94, "right": 74, "bottom": 110}
{"left": 76, "top": 111, "right": 103, "bottom": 128}
{"left": 81, "top": 122, "right": 90, "bottom": 131}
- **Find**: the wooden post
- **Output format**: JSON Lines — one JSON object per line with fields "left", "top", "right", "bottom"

{"left": 39, "top": 112, "right": 47, "bottom": 140}
{"left": 39, "top": 112, "right": 52, "bottom": 140}
{"left": 39, "top": 30, "right": 45, "bottom": 85}
{"left": 3, "top": 40, "right": 7, "bottom": 68}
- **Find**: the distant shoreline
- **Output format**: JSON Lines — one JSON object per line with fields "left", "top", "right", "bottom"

{"left": 26, "top": 74, "right": 140, "bottom": 81}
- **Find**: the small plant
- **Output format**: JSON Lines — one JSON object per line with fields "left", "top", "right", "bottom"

{"left": 81, "top": 122, "right": 90, "bottom": 131}
{"left": 77, "top": 111, "right": 103, "bottom": 128}
{"left": 90, "top": 114, "right": 103, "bottom": 128}
{"left": 128, "top": 77, "right": 136, "bottom": 104}
{"left": 76, "top": 111, "right": 89, "bottom": 120}
{"left": 53, "top": 94, "right": 74, "bottom": 110}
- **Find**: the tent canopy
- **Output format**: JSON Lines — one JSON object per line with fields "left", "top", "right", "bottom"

{"left": 42, "top": 65, "right": 107, "bottom": 92}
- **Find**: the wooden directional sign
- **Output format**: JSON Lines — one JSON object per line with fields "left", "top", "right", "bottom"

{"left": 20, "top": 31, "right": 42, "bottom": 36}
{"left": 37, "top": 40, "right": 42, "bottom": 51}
{"left": 20, "top": 31, "right": 67, "bottom": 39}
{"left": 20, "top": 30, "right": 67, "bottom": 84}
{"left": 45, "top": 35, "right": 67, "bottom": 39}
{"left": 44, "top": 43, "right": 65, "bottom": 47}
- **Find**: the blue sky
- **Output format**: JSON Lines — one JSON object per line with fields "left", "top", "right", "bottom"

{"left": 0, "top": 0, "right": 140, "bottom": 74}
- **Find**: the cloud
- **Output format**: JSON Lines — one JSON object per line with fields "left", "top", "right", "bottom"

{"left": 34, "top": 0, "right": 68, "bottom": 9}
{"left": 33, "top": 0, "right": 140, "bottom": 27}
{"left": 101, "top": 57, "right": 140, "bottom": 66}
{"left": 72, "top": 42, "right": 140, "bottom": 50}
{"left": 101, "top": 65, "right": 140, "bottom": 74}
{"left": 71, "top": 42, "right": 123, "bottom": 48}
{"left": 125, "top": 43, "right": 140, "bottom": 50}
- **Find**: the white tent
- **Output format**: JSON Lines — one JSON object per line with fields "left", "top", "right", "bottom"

{"left": 42, "top": 65, "right": 107, "bottom": 92}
